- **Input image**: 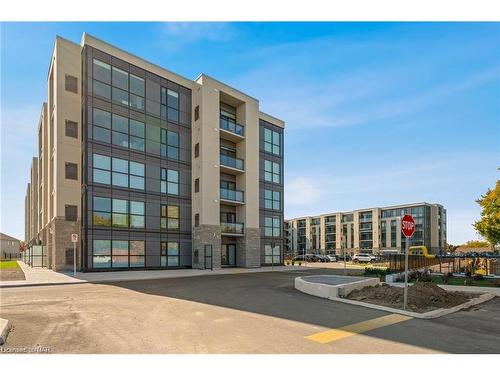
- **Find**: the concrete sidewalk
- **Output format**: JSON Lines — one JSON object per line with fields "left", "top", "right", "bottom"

{"left": 0, "top": 261, "right": 300, "bottom": 288}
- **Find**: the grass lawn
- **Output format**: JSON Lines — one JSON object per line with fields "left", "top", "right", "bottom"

{"left": 431, "top": 275, "right": 500, "bottom": 288}
{"left": 0, "top": 260, "right": 20, "bottom": 269}
{"left": 0, "top": 260, "right": 25, "bottom": 281}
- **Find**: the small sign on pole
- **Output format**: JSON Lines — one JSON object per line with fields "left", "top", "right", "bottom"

{"left": 71, "top": 233, "right": 78, "bottom": 276}
{"left": 401, "top": 214, "right": 415, "bottom": 310}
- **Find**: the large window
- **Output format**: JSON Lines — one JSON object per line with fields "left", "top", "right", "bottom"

{"left": 93, "top": 108, "right": 111, "bottom": 143}
{"left": 112, "top": 240, "right": 129, "bottom": 268}
{"left": 92, "top": 108, "right": 145, "bottom": 152}
{"left": 92, "top": 59, "right": 145, "bottom": 112}
{"left": 264, "top": 189, "right": 280, "bottom": 210}
{"left": 92, "top": 196, "right": 144, "bottom": 229}
{"left": 381, "top": 221, "right": 387, "bottom": 248}
{"left": 264, "top": 160, "right": 280, "bottom": 184}
{"left": 161, "top": 205, "right": 179, "bottom": 230}
{"left": 93, "top": 59, "right": 111, "bottom": 84}
{"left": 92, "top": 154, "right": 144, "bottom": 190}
{"left": 130, "top": 201, "right": 145, "bottom": 229}
{"left": 130, "top": 119, "right": 145, "bottom": 151}
{"left": 112, "top": 113, "right": 129, "bottom": 148}
{"left": 161, "top": 168, "right": 179, "bottom": 195}
{"left": 93, "top": 240, "right": 145, "bottom": 269}
{"left": 161, "top": 87, "right": 179, "bottom": 122}
{"left": 264, "top": 244, "right": 281, "bottom": 264}
{"left": 264, "top": 128, "right": 281, "bottom": 155}
{"left": 264, "top": 217, "right": 281, "bottom": 237}
{"left": 129, "top": 75, "right": 145, "bottom": 111}
{"left": 391, "top": 220, "right": 397, "bottom": 247}
{"left": 160, "top": 129, "right": 179, "bottom": 160}
{"left": 129, "top": 241, "right": 145, "bottom": 267}
{"left": 93, "top": 240, "right": 111, "bottom": 268}
{"left": 93, "top": 154, "right": 111, "bottom": 184}
{"left": 161, "top": 242, "right": 179, "bottom": 266}
{"left": 93, "top": 196, "right": 112, "bottom": 226}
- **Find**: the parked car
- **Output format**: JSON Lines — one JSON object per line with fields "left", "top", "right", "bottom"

{"left": 352, "top": 253, "right": 374, "bottom": 263}
{"left": 293, "top": 254, "right": 322, "bottom": 262}
{"left": 317, "top": 255, "right": 331, "bottom": 262}
{"left": 310, "top": 254, "right": 325, "bottom": 262}
{"left": 338, "top": 254, "right": 351, "bottom": 261}
{"left": 327, "top": 255, "right": 337, "bottom": 262}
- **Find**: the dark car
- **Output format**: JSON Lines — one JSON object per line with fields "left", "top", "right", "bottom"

{"left": 317, "top": 255, "right": 331, "bottom": 263}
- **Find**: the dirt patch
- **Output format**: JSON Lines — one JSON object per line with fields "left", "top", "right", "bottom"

{"left": 0, "top": 267, "right": 26, "bottom": 281}
{"left": 346, "top": 282, "right": 476, "bottom": 313}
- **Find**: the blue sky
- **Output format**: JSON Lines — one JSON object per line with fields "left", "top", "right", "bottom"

{"left": 1, "top": 22, "right": 499, "bottom": 244}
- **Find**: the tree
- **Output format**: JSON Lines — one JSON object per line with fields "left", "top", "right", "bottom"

{"left": 474, "top": 179, "right": 500, "bottom": 251}
{"left": 462, "top": 240, "right": 490, "bottom": 248}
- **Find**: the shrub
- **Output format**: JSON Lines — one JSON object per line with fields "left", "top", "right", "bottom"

{"left": 364, "top": 267, "right": 389, "bottom": 281}
{"left": 473, "top": 273, "right": 484, "bottom": 281}
{"left": 493, "top": 279, "right": 500, "bottom": 288}
{"left": 465, "top": 278, "right": 474, "bottom": 286}
{"left": 419, "top": 270, "right": 432, "bottom": 282}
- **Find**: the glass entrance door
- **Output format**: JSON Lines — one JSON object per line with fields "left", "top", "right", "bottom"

{"left": 221, "top": 244, "right": 236, "bottom": 266}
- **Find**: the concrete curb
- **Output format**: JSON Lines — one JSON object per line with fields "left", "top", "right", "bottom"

{"left": 327, "top": 293, "right": 495, "bottom": 319}
{"left": 0, "top": 281, "right": 89, "bottom": 289}
{"left": 295, "top": 275, "right": 380, "bottom": 298}
{"left": 0, "top": 318, "right": 12, "bottom": 345}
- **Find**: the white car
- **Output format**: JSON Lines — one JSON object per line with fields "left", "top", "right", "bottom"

{"left": 327, "top": 255, "right": 337, "bottom": 262}
{"left": 352, "top": 253, "right": 374, "bottom": 263}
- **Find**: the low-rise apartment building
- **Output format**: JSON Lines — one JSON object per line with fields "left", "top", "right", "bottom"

{"left": 24, "top": 33, "right": 284, "bottom": 271}
{"left": 285, "top": 203, "right": 446, "bottom": 256}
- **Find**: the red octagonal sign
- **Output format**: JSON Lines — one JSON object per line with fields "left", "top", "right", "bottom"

{"left": 401, "top": 214, "right": 415, "bottom": 238}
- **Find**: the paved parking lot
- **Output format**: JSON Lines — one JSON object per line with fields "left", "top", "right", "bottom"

{"left": 1, "top": 268, "right": 499, "bottom": 354}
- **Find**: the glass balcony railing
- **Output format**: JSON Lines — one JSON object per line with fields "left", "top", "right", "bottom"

{"left": 221, "top": 222, "right": 244, "bottom": 235}
{"left": 220, "top": 154, "right": 244, "bottom": 171}
{"left": 220, "top": 115, "right": 244, "bottom": 136}
{"left": 220, "top": 188, "right": 244, "bottom": 202}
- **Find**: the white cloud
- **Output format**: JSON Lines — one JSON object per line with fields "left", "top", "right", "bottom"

{"left": 159, "top": 22, "right": 235, "bottom": 50}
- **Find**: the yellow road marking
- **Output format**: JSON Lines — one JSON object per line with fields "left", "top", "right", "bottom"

{"left": 305, "top": 314, "right": 413, "bottom": 344}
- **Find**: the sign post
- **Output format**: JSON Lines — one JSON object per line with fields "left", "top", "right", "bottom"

{"left": 71, "top": 233, "right": 78, "bottom": 277}
{"left": 401, "top": 214, "right": 415, "bottom": 310}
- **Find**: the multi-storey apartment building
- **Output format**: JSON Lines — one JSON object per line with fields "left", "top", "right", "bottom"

{"left": 24, "top": 33, "right": 284, "bottom": 271}
{"left": 285, "top": 203, "right": 446, "bottom": 256}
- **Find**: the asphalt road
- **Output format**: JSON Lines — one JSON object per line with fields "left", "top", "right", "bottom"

{"left": 1, "top": 268, "right": 499, "bottom": 354}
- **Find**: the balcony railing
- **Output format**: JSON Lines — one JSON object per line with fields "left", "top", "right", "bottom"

{"left": 221, "top": 222, "right": 244, "bottom": 235}
{"left": 220, "top": 188, "right": 244, "bottom": 202}
{"left": 220, "top": 154, "right": 244, "bottom": 171}
{"left": 220, "top": 115, "right": 244, "bottom": 137}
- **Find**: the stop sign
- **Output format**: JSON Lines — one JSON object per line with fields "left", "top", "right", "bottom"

{"left": 401, "top": 214, "right": 415, "bottom": 238}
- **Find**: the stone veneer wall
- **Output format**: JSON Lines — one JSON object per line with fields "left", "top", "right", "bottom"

{"left": 48, "top": 217, "right": 81, "bottom": 271}
{"left": 236, "top": 228, "right": 261, "bottom": 268}
{"left": 192, "top": 224, "right": 221, "bottom": 270}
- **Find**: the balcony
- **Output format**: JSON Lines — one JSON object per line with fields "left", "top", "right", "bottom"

{"left": 220, "top": 188, "right": 245, "bottom": 204}
{"left": 221, "top": 222, "right": 244, "bottom": 236}
{"left": 220, "top": 154, "right": 245, "bottom": 174}
{"left": 220, "top": 116, "right": 245, "bottom": 141}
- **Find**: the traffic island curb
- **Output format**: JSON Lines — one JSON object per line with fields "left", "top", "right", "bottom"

{"left": 327, "top": 293, "right": 495, "bottom": 319}
{"left": 0, "top": 318, "right": 12, "bottom": 345}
